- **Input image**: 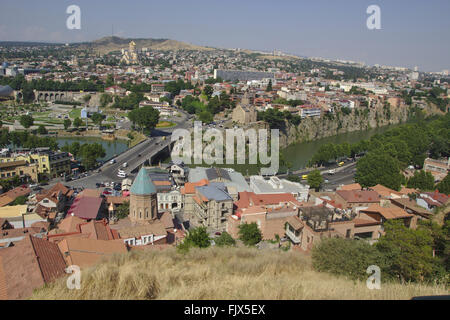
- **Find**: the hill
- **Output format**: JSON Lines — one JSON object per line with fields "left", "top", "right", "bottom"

{"left": 76, "top": 36, "right": 214, "bottom": 54}
{"left": 31, "top": 247, "right": 447, "bottom": 300}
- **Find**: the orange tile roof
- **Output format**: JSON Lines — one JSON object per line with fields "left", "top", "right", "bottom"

{"left": 57, "top": 238, "right": 127, "bottom": 268}
{"left": 181, "top": 179, "right": 209, "bottom": 194}
{"left": 339, "top": 183, "right": 362, "bottom": 191}
{"left": 0, "top": 235, "right": 66, "bottom": 300}
{"left": 336, "top": 190, "right": 380, "bottom": 203}
{"left": 361, "top": 204, "right": 413, "bottom": 220}
{"left": 371, "top": 184, "right": 401, "bottom": 198}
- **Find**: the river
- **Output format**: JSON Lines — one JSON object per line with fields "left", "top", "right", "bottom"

{"left": 282, "top": 125, "right": 399, "bottom": 171}
{"left": 56, "top": 137, "right": 128, "bottom": 161}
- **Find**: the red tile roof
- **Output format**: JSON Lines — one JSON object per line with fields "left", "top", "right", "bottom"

{"left": 336, "top": 190, "right": 380, "bottom": 203}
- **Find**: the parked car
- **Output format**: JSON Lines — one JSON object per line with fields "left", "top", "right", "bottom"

{"left": 117, "top": 172, "right": 127, "bottom": 178}
{"left": 109, "top": 159, "right": 116, "bottom": 164}
{"left": 122, "top": 162, "right": 128, "bottom": 168}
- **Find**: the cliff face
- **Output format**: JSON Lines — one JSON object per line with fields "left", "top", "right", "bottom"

{"left": 277, "top": 103, "right": 410, "bottom": 149}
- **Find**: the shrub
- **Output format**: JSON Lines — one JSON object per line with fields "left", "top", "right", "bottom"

{"left": 215, "top": 232, "right": 236, "bottom": 247}
{"left": 312, "top": 238, "right": 383, "bottom": 281}
{"left": 238, "top": 223, "right": 262, "bottom": 246}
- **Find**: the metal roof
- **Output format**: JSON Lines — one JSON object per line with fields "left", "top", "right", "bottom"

{"left": 130, "top": 167, "right": 157, "bottom": 195}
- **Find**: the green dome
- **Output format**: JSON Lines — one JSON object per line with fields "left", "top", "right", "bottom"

{"left": 130, "top": 167, "right": 156, "bottom": 195}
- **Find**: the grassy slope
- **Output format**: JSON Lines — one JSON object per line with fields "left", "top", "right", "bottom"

{"left": 31, "top": 247, "right": 447, "bottom": 300}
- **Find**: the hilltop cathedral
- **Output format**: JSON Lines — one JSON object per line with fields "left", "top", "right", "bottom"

{"left": 120, "top": 40, "right": 139, "bottom": 65}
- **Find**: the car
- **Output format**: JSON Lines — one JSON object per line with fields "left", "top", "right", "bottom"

{"left": 109, "top": 159, "right": 116, "bottom": 164}
{"left": 122, "top": 162, "right": 128, "bottom": 168}
{"left": 138, "top": 154, "right": 141, "bottom": 157}
{"left": 327, "top": 169, "right": 336, "bottom": 175}
{"left": 338, "top": 161, "right": 345, "bottom": 167}
{"left": 29, "top": 183, "right": 38, "bottom": 188}
{"left": 302, "top": 174, "right": 308, "bottom": 180}
{"left": 118, "top": 169, "right": 126, "bottom": 175}
{"left": 113, "top": 184, "right": 122, "bottom": 191}
{"left": 117, "top": 172, "right": 127, "bottom": 178}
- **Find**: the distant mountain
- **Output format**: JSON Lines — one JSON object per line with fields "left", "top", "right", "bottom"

{"left": 75, "top": 36, "right": 214, "bottom": 54}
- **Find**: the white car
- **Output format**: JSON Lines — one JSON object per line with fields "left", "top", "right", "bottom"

{"left": 109, "top": 159, "right": 116, "bottom": 164}
{"left": 122, "top": 162, "right": 128, "bottom": 168}
{"left": 117, "top": 172, "right": 127, "bottom": 178}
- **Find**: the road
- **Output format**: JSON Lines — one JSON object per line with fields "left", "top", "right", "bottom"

{"left": 64, "top": 109, "right": 191, "bottom": 189}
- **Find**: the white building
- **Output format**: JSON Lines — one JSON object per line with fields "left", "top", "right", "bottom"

{"left": 249, "top": 176, "right": 310, "bottom": 202}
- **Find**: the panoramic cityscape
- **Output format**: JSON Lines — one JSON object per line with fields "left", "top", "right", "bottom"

{"left": 0, "top": 0, "right": 448, "bottom": 305}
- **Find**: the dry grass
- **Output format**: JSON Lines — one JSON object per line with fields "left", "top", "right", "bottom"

{"left": 31, "top": 247, "right": 448, "bottom": 300}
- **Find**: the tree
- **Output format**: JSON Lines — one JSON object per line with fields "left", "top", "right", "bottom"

{"left": 20, "top": 115, "right": 34, "bottom": 129}
{"left": 37, "top": 125, "right": 47, "bottom": 135}
{"left": 91, "top": 113, "right": 104, "bottom": 127}
{"left": 128, "top": 106, "right": 160, "bottom": 133}
{"left": 116, "top": 201, "right": 130, "bottom": 220}
{"left": 312, "top": 238, "right": 383, "bottom": 281}
{"left": 238, "top": 223, "right": 262, "bottom": 246}
{"left": 266, "top": 80, "right": 272, "bottom": 92}
{"left": 286, "top": 175, "right": 301, "bottom": 183}
{"left": 436, "top": 174, "right": 450, "bottom": 195}
{"left": 407, "top": 170, "right": 435, "bottom": 191}
{"left": 215, "top": 232, "right": 236, "bottom": 247}
{"left": 203, "top": 85, "right": 213, "bottom": 98}
{"left": 307, "top": 170, "right": 324, "bottom": 191}
{"left": 198, "top": 111, "right": 213, "bottom": 124}
{"left": 82, "top": 94, "right": 92, "bottom": 104}
{"left": 376, "top": 220, "right": 435, "bottom": 282}
{"left": 73, "top": 117, "right": 83, "bottom": 130}
{"left": 11, "top": 195, "right": 28, "bottom": 205}
{"left": 100, "top": 93, "right": 113, "bottom": 108}
{"left": 355, "top": 152, "right": 403, "bottom": 190}
{"left": 177, "top": 227, "right": 211, "bottom": 252}
{"left": 79, "top": 143, "right": 106, "bottom": 169}
{"left": 63, "top": 118, "right": 72, "bottom": 130}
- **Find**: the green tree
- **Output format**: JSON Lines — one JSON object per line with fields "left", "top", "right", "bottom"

{"left": 177, "top": 227, "right": 211, "bottom": 252}
{"left": 355, "top": 152, "right": 403, "bottom": 190}
{"left": 215, "top": 232, "right": 236, "bottom": 247}
{"left": 20, "top": 115, "right": 34, "bottom": 129}
{"left": 203, "top": 85, "right": 213, "bottom": 98}
{"left": 286, "top": 175, "right": 301, "bottom": 183}
{"left": 238, "top": 223, "right": 262, "bottom": 246}
{"left": 79, "top": 143, "right": 106, "bottom": 169}
{"left": 63, "top": 118, "right": 72, "bottom": 130}
{"left": 436, "top": 174, "right": 450, "bottom": 195}
{"left": 266, "top": 79, "right": 272, "bottom": 92}
{"left": 312, "top": 238, "right": 383, "bottom": 281}
{"left": 11, "top": 195, "right": 28, "bottom": 206}
{"left": 307, "top": 170, "right": 324, "bottom": 191}
{"left": 73, "top": 117, "right": 83, "bottom": 130}
{"left": 376, "top": 220, "right": 435, "bottom": 282}
{"left": 198, "top": 110, "right": 213, "bottom": 124}
{"left": 91, "top": 113, "right": 104, "bottom": 127}
{"left": 128, "top": 106, "right": 160, "bottom": 133}
{"left": 37, "top": 125, "right": 48, "bottom": 135}
{"left": 100, "top": 93, "right": 113, "bottom": 108}
{"left": 116, "top": 201, "right": 130, "bottom": 220}
{"left": 407, "top": 170, "right": 435, "bottom": 191}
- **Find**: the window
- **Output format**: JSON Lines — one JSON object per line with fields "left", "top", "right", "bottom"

{"left": 346, "top": 229, "right": 351, "bottom": 238}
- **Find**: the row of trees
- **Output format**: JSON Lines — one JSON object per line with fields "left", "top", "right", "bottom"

{"left": 309, "top": 113, "right": 450, "bottom": 191}
{"left": 0, "top": 128, "right": 58, "bottom": 150}
{"left": 312, "top": 219, "right": 449, "bottom": 284}
{"left": 177, "top": 223, "right": 263, "bottom": 252}
{"left": 61, "top": 141, "right": 106, "bottom": 170}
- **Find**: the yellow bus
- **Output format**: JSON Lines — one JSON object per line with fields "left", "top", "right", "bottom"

{"left": 338, "top": 161, "right": 345, "bottom": 167}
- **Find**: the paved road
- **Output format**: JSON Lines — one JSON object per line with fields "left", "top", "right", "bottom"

{"left": 64, "top": 109, "right": 192, "bottom": 189}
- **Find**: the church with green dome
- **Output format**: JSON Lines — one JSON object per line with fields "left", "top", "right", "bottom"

{"left": 129, "top": 167, "right": 158, "bottom": 223}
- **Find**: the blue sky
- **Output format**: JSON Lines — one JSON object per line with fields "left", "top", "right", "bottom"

{"left": 0, "top": 0, "right": 449, "bottom": 72}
